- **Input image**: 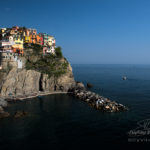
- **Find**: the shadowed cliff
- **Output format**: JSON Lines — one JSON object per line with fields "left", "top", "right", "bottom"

{"left": 0, "top": 45, "right": 75, "bottom": 97}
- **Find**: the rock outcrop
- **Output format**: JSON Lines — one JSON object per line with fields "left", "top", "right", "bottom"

{"left": 0, "top": 69, "right": 41, "bottom": 96}
{"left": 0, "top": 98, "right": 8, "bottom": 107}
{"left": 0, "top": 99, "right": 10, "bottom": 119}
{"left": 14, "top": 111, "right": 28, "bottom": 118}
{"left": 0, "top": 62, "right": 75, "bottom": 97}
{"left": 40, "top": 63, "right": 75, "bottom": 92}
{"left": 0, "top": 107, "right": 10, "bottom": 119}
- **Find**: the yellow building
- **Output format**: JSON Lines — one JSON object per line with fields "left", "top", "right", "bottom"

{"left": 24, "top": 36, "right": 31, "bottom": 43}
{"left": 12, "top": 35, "right": 24, "bottom": 55}
{"left": 14, "top": 37, "right": 23, "bottom": 44}
{"left": 13, "top": 42, "right": 23, "bottom": 49}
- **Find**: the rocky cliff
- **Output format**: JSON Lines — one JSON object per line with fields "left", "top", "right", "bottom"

{"left": 0, "top": 58, "right": 75, "bottom": 97}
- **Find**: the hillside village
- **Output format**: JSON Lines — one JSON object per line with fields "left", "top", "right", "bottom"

{"left": 0, "top": 26, "right": 56, "bottom": 70}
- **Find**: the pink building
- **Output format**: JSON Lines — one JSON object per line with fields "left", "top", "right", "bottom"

{"left": 43, "top": 47, "right": 47, "bottom": 55}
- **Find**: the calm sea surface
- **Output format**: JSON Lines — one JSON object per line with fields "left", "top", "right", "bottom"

{"left": 1, "top": 64, "right": 150, "bottom": 149}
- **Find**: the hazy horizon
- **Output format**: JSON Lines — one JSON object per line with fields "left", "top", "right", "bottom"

{"left": 0, "top": 0, "right": 150, "bottom": 64}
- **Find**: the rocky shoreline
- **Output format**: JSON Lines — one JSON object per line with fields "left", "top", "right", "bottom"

{"left": 69, "top": 82, "right": 128, "bottom": 112}
{"left": 1, "top": 91, "right": 69, "bottom": 101}
{"left": 0, "top": 98, "right": 10, "bottom": 119}
{"left": 0, "top": 82, "right": 128, "bottom": 119}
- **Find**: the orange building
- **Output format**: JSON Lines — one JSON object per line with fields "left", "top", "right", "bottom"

{"left": 29, "top": 34, "right": 37, "bottom": 44}
{"left": 36, "top": 35, "right": 41, "bottom": 44}
{"left": 36, "top": 35, "right": 43, "bottom": 45}
{"left": 12, "top": 47, "right": 24, "bottom": 55}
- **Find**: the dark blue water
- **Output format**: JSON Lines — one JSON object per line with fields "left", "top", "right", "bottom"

{"left": 1, "top": 64, "right": 150, "bottom": 149}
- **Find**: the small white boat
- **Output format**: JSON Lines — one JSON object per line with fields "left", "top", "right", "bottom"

{"left": 122, "top": 76, "right": 127, "bottom": 80}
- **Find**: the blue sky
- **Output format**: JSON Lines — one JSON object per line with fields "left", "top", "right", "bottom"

{"left": 0, "top": 0, "right": 150, "bottom": 64}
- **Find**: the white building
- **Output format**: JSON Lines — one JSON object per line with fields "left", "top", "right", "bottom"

{"left": 0, "top": 40, "right": 15, "bottom": 52}
{"left": 43, "top": 46, "right": 55, "bottom": 55}
{"left": 0, "top": 52, "right": 23, "bottom": 69}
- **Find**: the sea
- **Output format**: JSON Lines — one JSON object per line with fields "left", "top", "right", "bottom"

{"left": 1, "top": 64, "right": 150, "bottom": 149}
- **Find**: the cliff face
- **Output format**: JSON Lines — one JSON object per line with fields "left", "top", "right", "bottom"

{"left": 41, "top": 63, "right": 75, "bottom": 92}
{"left": 0, "top": 62, "right": 75, "bottom": 97}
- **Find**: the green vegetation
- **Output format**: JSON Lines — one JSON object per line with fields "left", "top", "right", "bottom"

{"left": 25, "top": 45, "right": 67, "bottom": 77}
{"left": 24, "top": 43, "right": 43, "bottom": 55}
{"left": 26, "top": 55, "right": 69, "bottom": 78}
{"left": 24, "top": 44, "right": 63, "bottom": 58}
{"left": 55, "top": 47, "right": 63, "bottom": 58}
{"left": 32, "top": 44, "right": 43, "bottom": 55}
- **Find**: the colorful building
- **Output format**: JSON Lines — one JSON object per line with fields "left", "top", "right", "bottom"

{"left": 0, "top": 28, "right": 7, "bottom": 34}
{"left": 47, "top": 36, "right": 55, "bottom": 47}
{"left": 10, "top": 29, "right": 17, "bottom": 35}
{"left": 36, "top": 35, "right": 41, "bottom": 45}
{"left": 0, "top": 28, "right": 7, "bottom": 39}
{"left": 12, "top": 35, "right": 24, "bottom": 55}
{"left": 0, "top": 26, "right": 56, "bottom": 57}
{"left": 24, "top": 36, "right": 31, "bottom": 43}
{"left": 40, "top": 36, "right": 44, "bottom": 45}
{"left": 0, "top": 40, "right": 14, "bottom": 53}
{"left": 4, "top": 36, "right": 14, "bottom": 44}
{"left": 28, "top": 28, "right": 37, "bottom": 35}
{"left": 36, "top": 35, "right": 44, "bottom": 45}
{"left": 25, "top": 29, "right": 30, "bottom": 36}
{"left": 29, "top": 34, "right": 37, "bottom": 44}
{"left": 43, "top": 46, "right": 55, "bottom": 55}
{"left": 39, "top": 33, "right": 49, "bottom": 46}
{"left": 12, "top": 46, "right": 24, "bottom": 55}
{"left": 10, "top": 26, "right": 19, "bottom": 35}
{"left": 0, "top": 52, "right": 23, "bottom": 69}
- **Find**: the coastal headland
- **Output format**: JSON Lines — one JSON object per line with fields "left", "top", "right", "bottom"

{"left": 0, "top": 26, "right": 128, "bottom": 118}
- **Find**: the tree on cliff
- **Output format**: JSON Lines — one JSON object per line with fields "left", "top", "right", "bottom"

{"left": 55, "top": 47, "right": 63, "bottom": 58}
